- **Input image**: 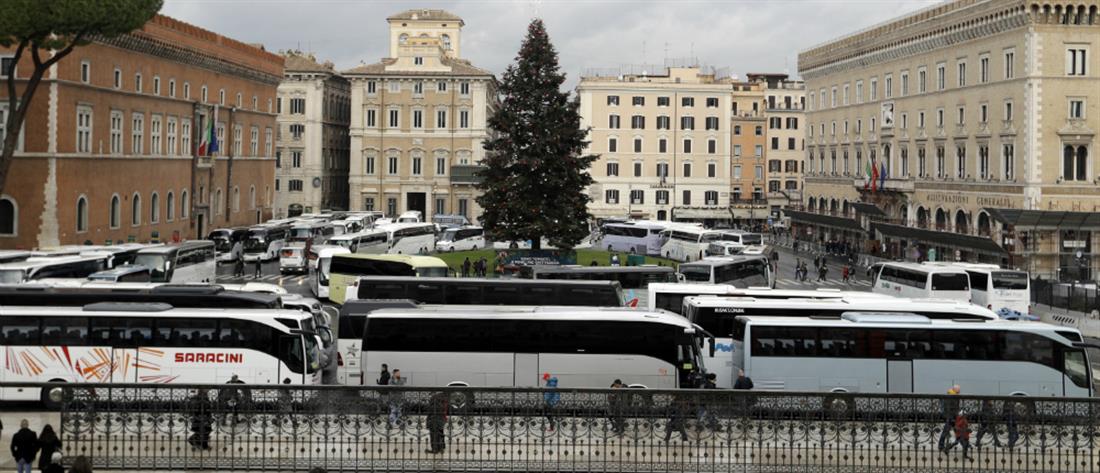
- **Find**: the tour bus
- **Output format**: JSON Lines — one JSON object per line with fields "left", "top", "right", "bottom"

{"left": 328, "top": 229, "right": 389, "bottom": 254}
{"left": 80, "top": 243, "right": 160, "bottom": 269}
{"left": 646, "top": 283, "right": 892, "bottom": 314}
{"left": 0, "top": 255, "right": 109, "bottom": 284}
{"left": 396, "top": 211, "right": 423, "bottom": 223}
{"left": 133, "top": 241, "right": 216, "bottom": 284}
{"left": 677, "top": 255, "right": 774, "bottom": 288}
{"left": 0, "top": 250, "right": 31, "bottom": 264}
{"left": 521, "top": 265, "right": 676, "bottom": 307}
{"left": 308, "top": 246, "right": 351, "bottom": 300}
{"left": 242, "top": 224, "right": 291, "bottom": 262}
{"left": 435, "top": 226, "right": 487, "bottom": 252}
{"left": 704, "top": 231, "right": 765, "bottom": 256}
{"left": 732, "top": 313, "right": 1091, "bottom": 398}
{"left": 327, "top": 254, "right": 449, "bottom": 304}
{"left": 432, "top": 214, "right": 470, "bottom": 230}
{"left": 0, "top": 304, "right": 322, "bottom": 404}
{"left": 359, "top": 306, "right": 707, "bottom": 389}
{"left": 936, "top": 262, "right": 1031, "bottom": 316}
{"left": 87, "top": 265, "right": 152, "bottom": 283}
{"left": 279, "top": 243, "right": 309, "bottom": 274}
{"left": 337, "top": 278, "right": 625, "bottom": 384}
{"left": 380, "top": 222, "right": 437, "bottom": 255}
{"left": 208, "top": 228, "right": 249, "bottom": 263}
{"left": 872, "top": 262, "right": 971, "bottom": 302}
{"left": 289, "top": 221, "right": 334, "bottom": 245}
{"left": 599, "top": 221, "right": 669, "bottom": 256}
{"left": 660, "top": 226, "right": 727, "bottom": 262}
{"left": 682, "top": 295, "right": 997, "bottom": 388}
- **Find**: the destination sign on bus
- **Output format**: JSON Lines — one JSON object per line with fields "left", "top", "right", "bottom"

{"left": 174, "top": 353, "right": 244, "bottom": 363}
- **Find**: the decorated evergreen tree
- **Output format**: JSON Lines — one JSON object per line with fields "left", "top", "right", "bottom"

{"left": 477, "top": 19, "right": 596, "bottom": 250}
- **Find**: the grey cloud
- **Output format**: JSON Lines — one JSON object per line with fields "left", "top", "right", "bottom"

{"left": 162, "top": 0, "right": 944, "bottom": 86}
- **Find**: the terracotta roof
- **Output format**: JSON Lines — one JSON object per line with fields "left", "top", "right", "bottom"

{"left": 343, "top": 56, "right": 492, "bottom": 77}
{"left": 387, "top": 9, "right": 463, "bottom": 23}
{"left": 283, "top": 54, "right": 334, "bottom": 73}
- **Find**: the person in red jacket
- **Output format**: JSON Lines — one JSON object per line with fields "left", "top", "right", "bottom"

{"left": 945, "top": 409, "right": 973, "bottom": 460}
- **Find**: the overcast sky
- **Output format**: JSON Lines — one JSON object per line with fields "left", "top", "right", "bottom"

{"left": 163, "top": 0, "right": 944, "bottom": 87}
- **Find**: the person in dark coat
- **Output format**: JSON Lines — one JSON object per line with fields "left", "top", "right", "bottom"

{"left": 253, "top": 257, "right": 263, "bottom": 278}
{"left": 608, "top": 379, "right": 627, "bottom": 435}
{"left": 937, "top": 385, "right": 961, "bottom": 452}
{"left": 461, "top": 258, "right": 471, "bottom": 277}
{"left": 733, "top": 369, "right": 754, "bottom": 390}
{"left": 188, "top": 389, "right": 213, "bottom": 450}
{"left": 663, "top": 394, "right": 690, "bottom": 442}
{"left": 425, "top": 391, "right": 449, "bottom": 454}
{"left": 42, "top": 452, "right": 64, "bottom": 473}
{"left": 233, "top": 256, "right": 245, "bottom": 277}
{"left": 377, "top": 364, "right": 390, "bottom": 385}
{"left": 10, "top": 419, "right": 38, "bottom": 473}
{"left": 36, "top": 424, "right": 61, "bottom": 472}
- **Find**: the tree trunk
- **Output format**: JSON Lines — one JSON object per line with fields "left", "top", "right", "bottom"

{"left": 531, "top": 236, "right": 541, "bottom": 251}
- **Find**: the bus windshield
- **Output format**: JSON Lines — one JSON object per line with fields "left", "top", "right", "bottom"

{"left": 0, "top": 269, "right": 26, "bottom": 284}
{"left": 244, "top": 236, "right": 267, "bottom": 252}
{"left": 931, "top": 273, "right": 969, "bottom": 291}
{"left": 416, "top": 267, "right": 449, "bottom": 278}
{"left": 440, "top": 229, "right": 459, "bottom": 242}
{"left": 679, "top": 266, "right": 713, "bottom": 282}
{"left": 740, "top": 234, "right": 763, "bottom": 245}
{"left": 133, "top": 254, "right": 170, "bottom": 281}
{"left": 290, "top": 228, "right": 313, "bottom": 241}
{"left": 212, "top": 238, "right": 233, "bottom": 252}
{"left": 992, "top": 271, "right": 1028, "bottom": 289}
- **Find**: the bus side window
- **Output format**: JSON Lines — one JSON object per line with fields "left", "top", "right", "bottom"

{"left": 278, "top": 335, "right": 305, "bottom": 374}
{"left": 41, "top": 317, "right": 89, "bottom": 346}
{"left": 450, "top": 285, "right": 481, "bottom": 304}
{"left": 1, "top": 316, "right": 42, "bottom": 345}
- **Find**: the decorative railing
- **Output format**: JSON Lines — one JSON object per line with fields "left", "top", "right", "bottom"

{"left": 26, "top": 382, "right": 1100, "bottom": 472}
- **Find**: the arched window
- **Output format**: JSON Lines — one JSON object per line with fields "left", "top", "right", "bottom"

{"left": 1076, "top": 145, "right": 1089, "bottom": 181}
{"left": 180, "top": 189, "right": 189, "bottom": 218}
{"left": 954, "top": 210, "right": 969, "bottom": 234}
{"left": 109, "top": 195, "right": 121, "bottom": 229}
{"left": 249, "top": 186, "right": 256, "bottom": 209}
{"left": 0, "top": 196, "right": 16, "bottom": 236}
{"left": 215, "top": 188, "right": 222, "bottom": 215}
{"left": 441, "top": 34, "right": 452, "bottom": 50}
{"left": 150, "top": 192, "right": 160, "bottom": 223}
{"left": 977, "top": 212, "right": 991, "bottom": 237}
{"left": 131, "top": 193, "right": 142, "bottom": 226}
{"left": 807, "top": 197, "right": 817, "bottom": 212}
{"left": 166, "top": 192, "right": 175, "bottom": 221}
{"left": 935, "top": 208, "right": 947, "bottom": 231}
{"left": 917, "top": 207, "right": 929, "bottom": 229}
{"left": 233, "top": 186, "right": 240, "bottom": 212}
{"left": 76, "top": 196, "right": 88, "bottom": 232}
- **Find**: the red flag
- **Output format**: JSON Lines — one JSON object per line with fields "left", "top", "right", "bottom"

{"left": 871, "top": 162, "right": 879, "bottom": 192}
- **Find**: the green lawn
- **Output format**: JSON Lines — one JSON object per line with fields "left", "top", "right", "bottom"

{"left": 436, "top": 249, "right": 679, "bottom": 276}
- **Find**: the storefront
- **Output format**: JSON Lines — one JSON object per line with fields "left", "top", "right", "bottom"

{"left": 871, "top": 222, "right": 1008, "bottom": 265}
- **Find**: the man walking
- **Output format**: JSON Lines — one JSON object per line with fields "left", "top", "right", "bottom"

{"left": 425, "top": 391, "right": 449, "bottom": 454}
{"left": 388, "top": 369, "right": 407, "bottom": 427}
{"left": 234, "top": 255, "right": 245, "bottom": 278}
{"left": 937, "top": 385, "right": 961, "bottom": 452}
{"left": 461, "top": 257, "right": 471, "bottom": 278}
{"left": 253, "top": 257, "right": 263, "bottom": 279}
{"left": 10, "top": 419, "right": 37, "bottom": 473}
{"left": 608, "top": 379, "right": 627, "bottom": 435}
{"left": 377, "top": 364, "right": 390, "bottom": 385}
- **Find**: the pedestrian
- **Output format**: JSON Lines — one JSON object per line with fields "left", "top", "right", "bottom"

{"left": 36, "top": 424, "right": 61, "bottom": 472}
{"left": 67, "top": 455, "right": 93, "bottom": 473}
{"left": 733, "top": 369, "right": 754, "bottom": 390}
{"left": 479, "top": 257, "right": 488, "bottom": 277}
{"left": 387, "top": 369, "right": 407, "bottom": 427}
{"left": 10, "top": 419, "right": 38, "bottom": 473}
{"left": 188, "top": 389, "right": 213, "bottom": 450}
{"left": 608, "top": 379, "right": 627, "bottom": 435}
{"left": 842, "top": 264, "right": 850, "bottom": 283}
{"left": 945, "top": 409, "right": 973, "bottom": 460}
{"left": 218, "top": 374, "right": 249, "bottom": 426}
{"left": 664, "top": 394, "right": 690, "bottom": 442}
{"left": 461, "top": 257, "right": 471, "bottom": 278}
{"left": 937, "top": 385, "right": 961, "bottom": 452}
{"left": 424, "top": 391, "right": 449, "bottom": 454}
{"left": 253, "top": 257, "right": 262, "bottom": 278}
{"left": 234, "top": 256, "right": 245, "bottom": 277}
{"left": 697, "top": 373, "right": 721, "bottom": 432}
{"left": 818, "top": 263, "right": 828, "bottom": 282}
{"left": 542, "top": 373, "right": 560, "bottom": 431}
{"left": 794, "top": 259, "right": 802, "bottom": 280}
{"left": 610, "top": 253, "right": 621, "bottom": 266}
{"left": 1001, "top": 401, "right": 1020, "bottom": 449}
{"left": 974, "top": 399, "right": 1002, "bottom": 448}
{"left": 42, "top": 452, "right": 64, "bottom": 473}
{"left": 377, "top": 364, "right": 390, "bottom": 386}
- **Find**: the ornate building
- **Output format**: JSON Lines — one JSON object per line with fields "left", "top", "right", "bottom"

{"left": 274, "top": 52, "right": 350, "bottom": 217}
{"left": 797, "top": 0, "right": 1099, "bottom": 277}
{"left": 0, "top": 15, "right": 281, "bottom": 249}
{"left": 344, "top": 9, "right": 497, "bottom": 223}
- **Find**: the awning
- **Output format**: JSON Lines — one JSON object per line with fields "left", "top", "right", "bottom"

{"left": 873, "top": 222, "right": 1007, "bottom": 255}
{"left": 673, "top": 208, "right": 733, "bottom": 219}
{"left": 982, "top": 208, "right": 1100, "bottom": 230}
{"left": 850, "top": 202, "right": 886, "bottom": 217}
{"left": 785, "top": 209, "right": 864, "bottom": 232}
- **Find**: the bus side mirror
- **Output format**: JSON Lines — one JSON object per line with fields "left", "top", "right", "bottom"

{"left": 708, "top": 338, "right": 716, "bottom": 357}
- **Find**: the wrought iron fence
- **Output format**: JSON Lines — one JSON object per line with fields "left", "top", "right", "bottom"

{"left": 29, "top": 382, "right": 1100, "bottom": 472}
{"left": 1032, "top": 276, "right": 1100, "bottom": 315}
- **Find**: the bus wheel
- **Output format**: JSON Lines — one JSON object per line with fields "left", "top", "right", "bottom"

{"left": 448, "top": 391, "right": 475, "bottom": 414}
{"left": 41, "top": 380, "right": 66, "bottom": 410}
{"left": 823, "top": 394, "right": 854, "bottom": 419}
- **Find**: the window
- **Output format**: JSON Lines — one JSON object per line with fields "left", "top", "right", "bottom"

{"left": 80, "top": 61, "right": 90, "bottom": 83}
{"left": 707, "top": 162, "right": 717, "bottom": 178}
{"left": 869, "top": 78, "right": 878, "bottom": 100}
{"left": 264, "top": 128, "right": 272, "bottom": 156}
{"left": 387, "top": 156, "right": 397, "bottom": 175}
{"left": 957, "top": 106, "right": 965, "bottom": 125}
{"left": 183, "top": 82, "right": 191, "bottom": 99}
{"left": 435, "top": 156, "right": 447, "bottom": 176}
{"left": 1063, "top": 145, "right": 1089, "bottom": 181}
{"left": 180, "top": 190, "right": 189, "bottom": 218}
{"left": 771, "top": 137, "right": 779, "bottom": 150}
{"left": 788, "top": 137, "right": 796, "bottom": 150}
{"left": 957, "top": 60, "right": 967, "bottom": 87}
{"left": 76, "top": 196, "right": 88, "bottom": 232}
{"left": 1002, "top": 143, "right": 1014, "bottom": 180}
{"left": 754, "top": 125, "right": 762, "bottom": 136}
{"left": 632, "top": 96, "right": 644, "bottom": 106}
{"left": 884, "top": 75, "right": 893, "bottom": 98}
{"left": 166, "top": 192, "right": 174, "bottom": 221}
{"left": 705, "top": 191, "right": 718, "bottom": 205}
{"left": 854, "top": 81, "right": 863, "bottom": 103}
{"left": 150, "top": 115, "right": 161, "bottom": 155}
{"left": 707, "top": 139, "right": 716, "bottom": 154}
{"left": 130, "top": 113, "right": 144, "bottom": 154}
{"left": 682, "top": 97, "right": 694, "bottom": 107}
{"left": 631, "top": 115, "right": 645, "bottom": 129}
{"left": 252, "top": 96, "right": 257, "bottom": 110}
{"left": 366, "top": 109, "right": 377, "bottom": 128}
{"left": 413, "top": 57, "right": 423, "bottom": 65}
{"left": 365, "top": 155, "right": 376, "bottom": 174}
{"left": 109, "top": 111, "right": 123, "bottom": 155}
{"left": 608, "top": 137, "right": 617, "bottom": 153}
{"left": 76, "top": 106, "right": 92, "bottom": 153}
{"left": 843, "top": 84, "right": 850, "bottom": 105}
{"left": 113, "top": 68, "right": 122, "bottom": 88}
{"left": 150, "top": 192, "right": 159, "bottom": 223}
{"left": 131, "top": 193, "right": 141, "bottom": 226}
{"left": 289, "top": 123, "right": 303, "bottom": 140}
{"left": 936, "top": 63, "right": 946, "bottom": 90}
{"left": 918, "top": 111, "right": 925, "bottom": 128}
{"left": 250, "top": 126, "right": 258, "bottom": 156}
{"left": 437, "top": 81, "right": 447, "bottom": 92}
{"left": 606, "top": 162, "right": 619, "bottom": 176}
{"left": 980, "top": 55, "right": 990, "bottom": 83}
{"left": 388, "top": 109, "right": 399, "bottom": 128}
{"left": 918, "top": 147, "right": 927, "bottom": 177}
{"left": 1004, "top": 101, "right": 1014, "bottom": 121}
{"left": 367, "top": 81, "right": 377, "bottom": 94}
{"left": 411, "top": 109, "right": 424, "bottom": 129}
{"left": 705, "top": 97, "right": 718, "bottom": 108}
{"left": 683, "top": 139, "right": 692, "bottom": 154}
{"left": 607, "top": 95, "right": 619, "bottom": 106}
{"left": 608, "top": 114, "right": 621, "bottom": 129}
{"left": 937, "top": 108, "right": 944, "bottom": 128}
{"left": 633, "top": 161, "right": 642, "bottom": 177}
{"left": 134, "top": 73, "right": 143, "bottom": 93}
{"left": 680, "top": 116, "right": 694, "bottom": 130}
{"left": 682, "top": 190, "right": 691, "bottom": 205}
{"left": 733, "top": 165, "right": 742, "bottom": 179}
{"left": 754, "top": 145, "right": 763, "bottom": 157}
{"left": 460, "top": 82, "right": 470, "bottom": 95}
{"left": 1004, "top": 50, "right": 1015, "bottom": 79}
{"left": 292, "top": 151, "right": 302, "bottom": 168}
{"left": 168, "top": 79, "right": 176, "bottom": 97}
{"left": 605, "top": 189, "right": 619, "bottom": 204}
{"left": 705, "top": 116, "right": 718, "bottom": 130}
{"left": 918, "top": 68, "right": 927, "bottom": 93}
{"left": 733, "top": 125, "right": 741, "bottom": 135}
{"left": 633, "top": 138, "right": 642, "bottom": 153}
{"left": 412, "top": 155, "right": 422, "bottom": 175}
{"left": 658, "top": 139, "right": 667, "bottom": 153}
{"left": 167, "top": 117, "right": 177, "bottom": 156}
{"left": 1070, "top": 99, "right": 1085, "bottom": 119}
{"left": 436, "top": 109, "right": 447, "bottom": 128}
{"left": 733, "top": 144, "right": 742, "bottom": 157}
{"left": 109, "top": 195, "right": 120, "bottom": 228}
{"left": 459, "top": 110, "right": 469, "bottom": 128}
{"left": 0, "top": 197, "right": 15, "bottom": 236}
{"left": 656, "top": 190, "right": 669, "bottom": 205}
{"left": 1066, "top": 47, "right": 1088, "bottom": 76}
{"left": 657, "top": 96, "right": 669, "bottom": 107}
{"left": 152, "top": 76, "right": 160, "bottom": 95}
{"left": 630, "top": 189, "right": 644, "bottom": 204}
{"left": 980, "top": 104, "right": 988, "bottom": 123}
{"left": 755, "top": 166, "right": 764, "bottom": 180}
{"left": 978, "top": 145, "right": 989, "bottom": 179}
{"left": 218, "top": 89, "right": 225, "bottom": 105}
{"left": 388, "top": 81, "right": 400, "bottom": 93}
{"left": 657, "top": 162, "right": 669, "bottom": 178}
{"left": 290, "top": 98, "right": 305, "bottom": 114}
{"left": 682, "top": 162, "right": 691, "bottom": 177}
{"left": 656, "top": 116, "right": 670, "bottom": 130}
{"left": 181, "top": 119, "right": 191, "bottom": 155}
{"left": 288, "top": 179, "right": 304, "bottom": 192}
{"left": 900, "top": 72, "right": 909, "bottom": 96}
{"left": 936, "top": 145, "right": 946, "bottom": 177}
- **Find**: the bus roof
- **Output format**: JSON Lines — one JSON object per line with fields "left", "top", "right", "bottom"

{"left": 135, "top": 240, "right": 213, "bottom": 255}
{"left": 686, "top": 294, "right": 997, "bottom": 319}
{"left": 332, "top": 253, "right": 447, "bottom": 267}
{"left": 0, "top": 284, "right": 282, "bottom": 308}
{"left": 354, "top": 275, "right": 621, "bottom": 288}
{"left": 329, "top": 228, "right": 386, "bottom": 240}
{"left": 648, "top": 283, "right": 891, "bottom": 298}
{"left": 377, "top": 222, "right": 434, "bottom": 232}
{"left": 0, "top": 304, "right": 310, "bottom": 325}
{"left": 0, "top": 255, "right": 106, "bottom": 271}
{"left": 602, "top": 221, "right": 667, "bottom": 230}
{"left": 881, "top": 261, "right": 967, "bottom": 273}
{"left": 733, "top": 314, "right": 1075, "bottom": 336}
{"left": 681, "top": 255, "right": 769, "bottom": 267}
{"left": 531, "top": 265, "right": 675, "bottom": 274}
{"left": 369, "top": 305, "right": 695, "bottom": 328}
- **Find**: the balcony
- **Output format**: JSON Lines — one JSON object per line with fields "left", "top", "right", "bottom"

{"left": 852, "top": 176, "right": 914, "bottom": 192}
{"left": 450, "top": 165, "right": 486, "bottom": 185}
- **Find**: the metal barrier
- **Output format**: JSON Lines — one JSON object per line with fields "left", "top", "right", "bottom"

{"left": 32, "top": 382, "right": 1100, "bottom": 472}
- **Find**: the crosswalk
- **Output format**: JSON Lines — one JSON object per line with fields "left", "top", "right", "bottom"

{"left": 775, "top": 277, "right": 873, "bottom": 288}
{"left": 215, "top": 274, "right": 310, "bottom": 285}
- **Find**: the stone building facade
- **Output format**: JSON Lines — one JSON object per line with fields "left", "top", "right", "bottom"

{"left": 729, "top": 79, "right": 768, "bottom": 222}
{"left": 344, "top": 9, "right": 497, "bottom": 223}
{"left": 797, "top": 0, "right": 1100, "bottom": 277}
{"left": 0, "top": 15, "right": 281, "bottom": 249}
{"left": 753, "top": 74, "right": 806, "bottom": 213}
{"left": 274, "top": 52, "right": 350, "bottom": 217}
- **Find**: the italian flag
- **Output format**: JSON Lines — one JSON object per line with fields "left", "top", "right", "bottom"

{"left": 198, "top": 105, "right": 219, "bottom": 156}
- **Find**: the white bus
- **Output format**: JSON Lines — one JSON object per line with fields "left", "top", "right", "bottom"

{"left": 359, "top": 306, "right": 706, "bottom": 389}
{"left": 289, "top": 221, "right": 334, "bottom": 245}
{"left": 677, "top": 256, "right": 774, "bottom": 287}
{"left": 647, "top": 283, "right": 893, "bottom": 314}
{"left": 134, "top": 241, "right": 216, "bottom": 284}
{"left": 435, "top": 226, "right": 487, "bottom": 252}
{"left": 660, "top": 226, "right": 725, "bottom": 262}
{"left": 328, "top": 229, "right": 389, "bottom": 254}
{"left": 0, "top": 304, "right": 321, "bottom": 404}
{"left": 396, "top": 211, "right": 423, "bottom": 223}
{"left": 381, "top": 223, "right": 437, "bottom": 255}
{"left": 937, "top": 263, "right": 1030, "bottom": 317}
{"left": 599, "top": 221, "right": 669, "bottom": 256}
{"left": 308, "top": 245, "right": 351, "bottom": 300}
{"left": 872, "top": 262, "right": 971, "bottom": 303}
{"left": 242, "top": 224, "right": 291, "bottom": 262}
{"left": 208, "top": 228, "right": 249, "bottom": 263}
{"left": 0, "top": 256, "right": 109, "bottom": 284}
{"left": 704, "top": 231, "right": 764, "bottom": 256}
{"left": 732, "top": 313, "right": 1091, "bottom": 398}
{"left": 682, "top": 296, "right": 997, "bottom": 388}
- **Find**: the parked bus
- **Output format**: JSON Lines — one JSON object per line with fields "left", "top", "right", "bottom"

{"left": 133, "top": 241, "right": 216, "bottom": 284}
{"left": 682, "top": 296, "right": 997, "bottom": 388}
{"left": 381, "top": 222, "right": 437, "bottom": 255}
{"left": 0, "top": 304, "right": 321, "bottom": 404}
{"left": 80, "top": 243, "right": 160, "bottom": 269}
{"left": 308, "top": 246, "right": 351, "bottom": 300}
{"left": 733, "top": 313, "right": 1091, "bottom": 398}
{"left": 359, "top": 306, "right": 707, "bottom": 389}
{"left": 87, "top": 265, "right": 152, "bottom": 283}
{"left": 432, "top": 214, "right": 470, "bottom": 229}
{"left": 242, "top": 224, "right": 291, "bottom": 262}
{"left": 436, "top": 226, "right": 487, "bottom": 252}
{"left": 935, "top": 262, "right": 1030, "bottom": 316}
{"left": 660, "top": 226, "right": 726, "bottom": 262}
{"left": 872, "top": 262, "right": 971, "bottom": 302}
{"left": 677, "top": 255, "right": 774, "bottom": 287}
{"left": 647, "top": 283, "right": 892, "bottom": 314}
{"left": 337, "top": 278, "right": 624, "bottom": 384}
{"left": 327, "top": 254, "right": 448, "bottom": 304}
{"left": 521, "top": 265, "right": 675, "bottom": 307}
{"left": 0, "top": 256, "right": 109, "bottom": 284}
{"left": 208, "top": 228, "right": 249, "bottom": 263}
{"left": 289, "top": 221, "right": 334, "bottom": 245}
{"left": 396, "top": 211, "right": 423, "bottom": 223}
{"left": 599, "top": 221, "right": 669, "bottom": 256}
{"left": 0, "top": 250, "right": 31, "bottom": 264}
{"left": 329, "top": 229, "right": 389, "bottom": 254}
{"left": 704, "top": 231, "right": 764, "bottom": 256}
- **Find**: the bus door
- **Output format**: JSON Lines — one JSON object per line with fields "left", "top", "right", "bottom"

{"left": 514, "top": 353, "right": 539, "bottom": 387}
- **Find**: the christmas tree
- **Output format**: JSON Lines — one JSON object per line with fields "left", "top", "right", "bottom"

{"left": 477, "top": 19, "right": 596, "bottom": 250}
